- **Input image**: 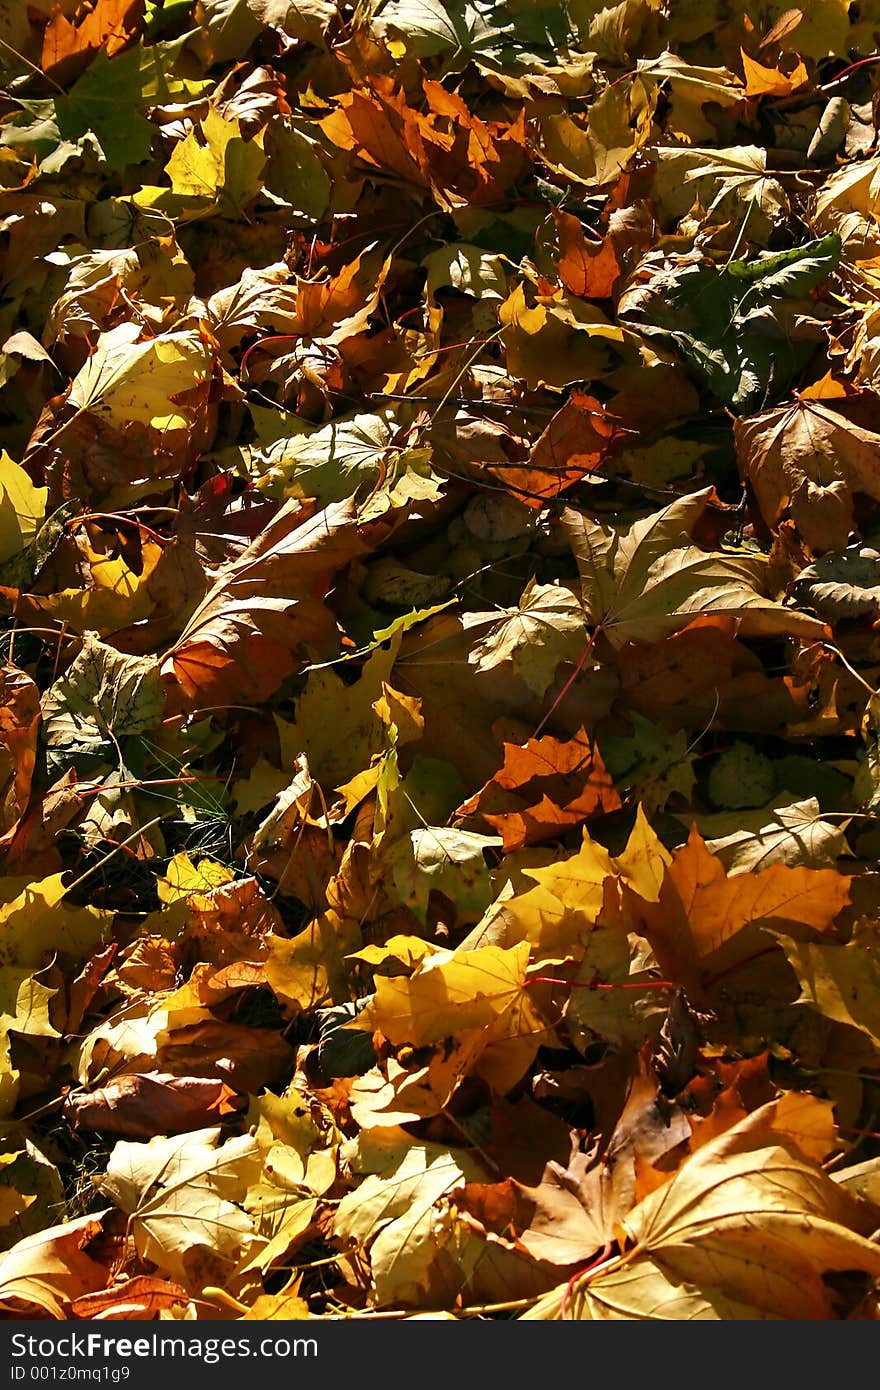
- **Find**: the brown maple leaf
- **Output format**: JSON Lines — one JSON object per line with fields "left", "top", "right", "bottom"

{"left": 630, "top": 825, "right": 851, "bottom": 993}
{"left": 553, "top": 210, "right": 622, "bottom": 300}
{"left": 456, "top": 727, "right": 621, "bottom": 850}
{"left": 42, "top": 0, "right": 145, "bottom": 83}
{"left": 162, "top": 497, "right": 397, "bottom": 709}
{"left": 735, "top": 390, "right": 880, "bottom": 553}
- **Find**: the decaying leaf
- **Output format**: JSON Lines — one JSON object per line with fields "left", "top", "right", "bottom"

{"left": 162, "top": 497, "right": 390, "bottom": 707}
{"left": 2, "top": 0, "right": 880, "bottom": 1329}
{"left": 0, "top": 1214, "right": 111, "bottom": 1318}
{"left": 64, "top": 1073, "right": 241, "bottom": 1138}
{"left": 68, "top": 323, "right": 213, "bottom": 432}
{"left": 334, "top": 1130, "right": 484, "bottom": 1306}
{"left": 95, "top": 1128, "right": 263, "bottom": 1286}
{"left": 524, "top": 1101, "right": 880, "bottom": 1320}
{"left": 456, "top": 727, "right": 621, "bottom": 850}
{"left": 736, "top": 392, "right": 880, "bottom": 553}
{"left": 41, "top": 633, "right": 164, "bottom": 777}
{"left": 632, "top": 825, "right": 851, "bottom": 993}
{"left": 468, "top": 580, "right": 586, "bottom": 696}
{"left": 565, "top": 489, "right": 829, "bottom": 646}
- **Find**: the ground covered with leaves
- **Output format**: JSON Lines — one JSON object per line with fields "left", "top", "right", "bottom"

{"left": 7, "top": 0, "right": 880, "bottom": 1324}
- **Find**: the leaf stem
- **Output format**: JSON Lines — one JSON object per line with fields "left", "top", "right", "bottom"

{"left": 526, "top": 976, "right": 677, "bottom": 992}
{"left": 532, "top": 623, "right": 603, "bottom": 739}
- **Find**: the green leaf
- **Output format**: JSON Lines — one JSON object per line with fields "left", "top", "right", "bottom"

{"left": 374, "top": 0, "right": 567, "bottom": 68}
{"left": 55, "top": 50, "right": 152, "bottom": 170}
{"left": 729, "top": 233, "right": 843, "bottom": 305}
{"left": 0, "top": 101, "right": 61, "bottom": 163}
{"left": 707, "top": 742, "right": 775, "bottom": 810}
{"left": 41, "top": 634, "right": 164, "bottom": 777}
{"left": 391, "top": 827, "right": 501, "bottom": 923}
{"left": 55, "top": 44, "right": 212, "bottom": 174}
{"left": 622, "top": 235, "right": 841, "bottom": 411}
{"left": 600, "top": 712, "right": 695, "bottom": 815}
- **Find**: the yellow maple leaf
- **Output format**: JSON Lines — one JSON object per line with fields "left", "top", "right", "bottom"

{"left": 779, "top": 921, "right": 880, "bottom": 1048}
{"left": 741, "top": 49, "right": 809, "bottom": 97}
{"left": 241, "top": 1283, "right": 311, "bottom": 1319}
{"left": 0, "top": 874, "right": 111, "bottom": 970}
{"left": 491, "top": 807, "right": 670, "bottom": 956}
{"left": 96, "top": 1127, "right": 263, "bottom": 1288}
{"left": 157, "top": 852, "right": 234, "bottom": 904}
{"left": 68, "top": 323, "right": 212, "bottom": 432}
{"left": 26, "top": 541, "right": 163, "bottom": 637}
{"left": 0, "top": 452, "right": 46, "bottom": 564}
{"left": 165, "top": 110, "right": 266, "bottom": 215}
{"left": 351, "top": 940, "right": 545, "bottom": 1047}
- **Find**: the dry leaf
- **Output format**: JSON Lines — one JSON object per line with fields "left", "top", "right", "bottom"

{"left": 524, "top": 1101, "right": 880, "bottom": 1320}
{"left": 95, "top": 1128, "right": 263, "bottom": 1287}
{"left": 0, "top": 1214, "right": 110, "bottom": 1318}
{"left": 3, "top": 0, "right": 880, "bottom": 1327}
{"left": 456, "top": 727, "right": 621, "bottom": 850}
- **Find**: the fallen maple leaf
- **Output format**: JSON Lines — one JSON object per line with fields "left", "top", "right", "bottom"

{"left": 64, "top": 1073, "right": 241, "bottom": 1138}
{"left": 456, "top": 727, "right": 621, "bottom": 850}
{"left": 68, "top": 323, "right": 213, "bottom": 434}
{"left": 95, "top": 1127, "right": 263, "bottom": 1288}
{"left": 468, "top": 579, "right": 586, "bottom": 696}
{"left": 70, "top": 1276, "right": 190, "bottom": 1320}
{"left": 321, "top": 77, "right": 526, "bottom": 209}
{"left": 778, "top": 921, "right": 880, "bottom": 1048}
{"left": 42, "top": 0, "right": 145, "bottom": 82}
{"left": 351, "top": 941, "right": 546, "bottom": 1048}
{"left": 631, "top": 825, "right": 851, "bottom": 993}
{"left": 741, "top": 50, "right": 809, "bottom": 98}
{"left": 0, "top": 872, "right": 112, "bottom": 969}
{"left": 486, "top": 807, "right": 670, "bottom": 956}
{"left": 162, "top": 497, "right": 392, "bottom": 708}
{"left": 0, "top": 1213, "right": 111, "bottom": 1318}
{"left": 165, "top": 110, "right": 266, "bottom": 218}
{"left": 523, "top": 1100, "right": 880, "bottom": 1320}
{"left": 3, "top": 0, "right": 880, "bottom": 1329}
{"left": 566, "top": 488, "right": 830, "bottom": 646}
{"left": 240, "top": 1284, "right": 311, "bottom": 1319}
{"left": 334, "top": 1130, "right": 484, "bottom": 1307}
{"left": 735, "top": 392, "right": 880, "bottom": 553}
{"left": 553, "top": 211, "right": 622, "bottom": 300}
{"left": 0, "top": 666, "right": 40, "bottom": 843}
{"left": 492, "top": 394, "right": 625, "bottom": 503}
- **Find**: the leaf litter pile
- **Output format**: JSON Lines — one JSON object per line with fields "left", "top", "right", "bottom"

{"left": 11, "top": 0, "right": 880, "bottom": 1326}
